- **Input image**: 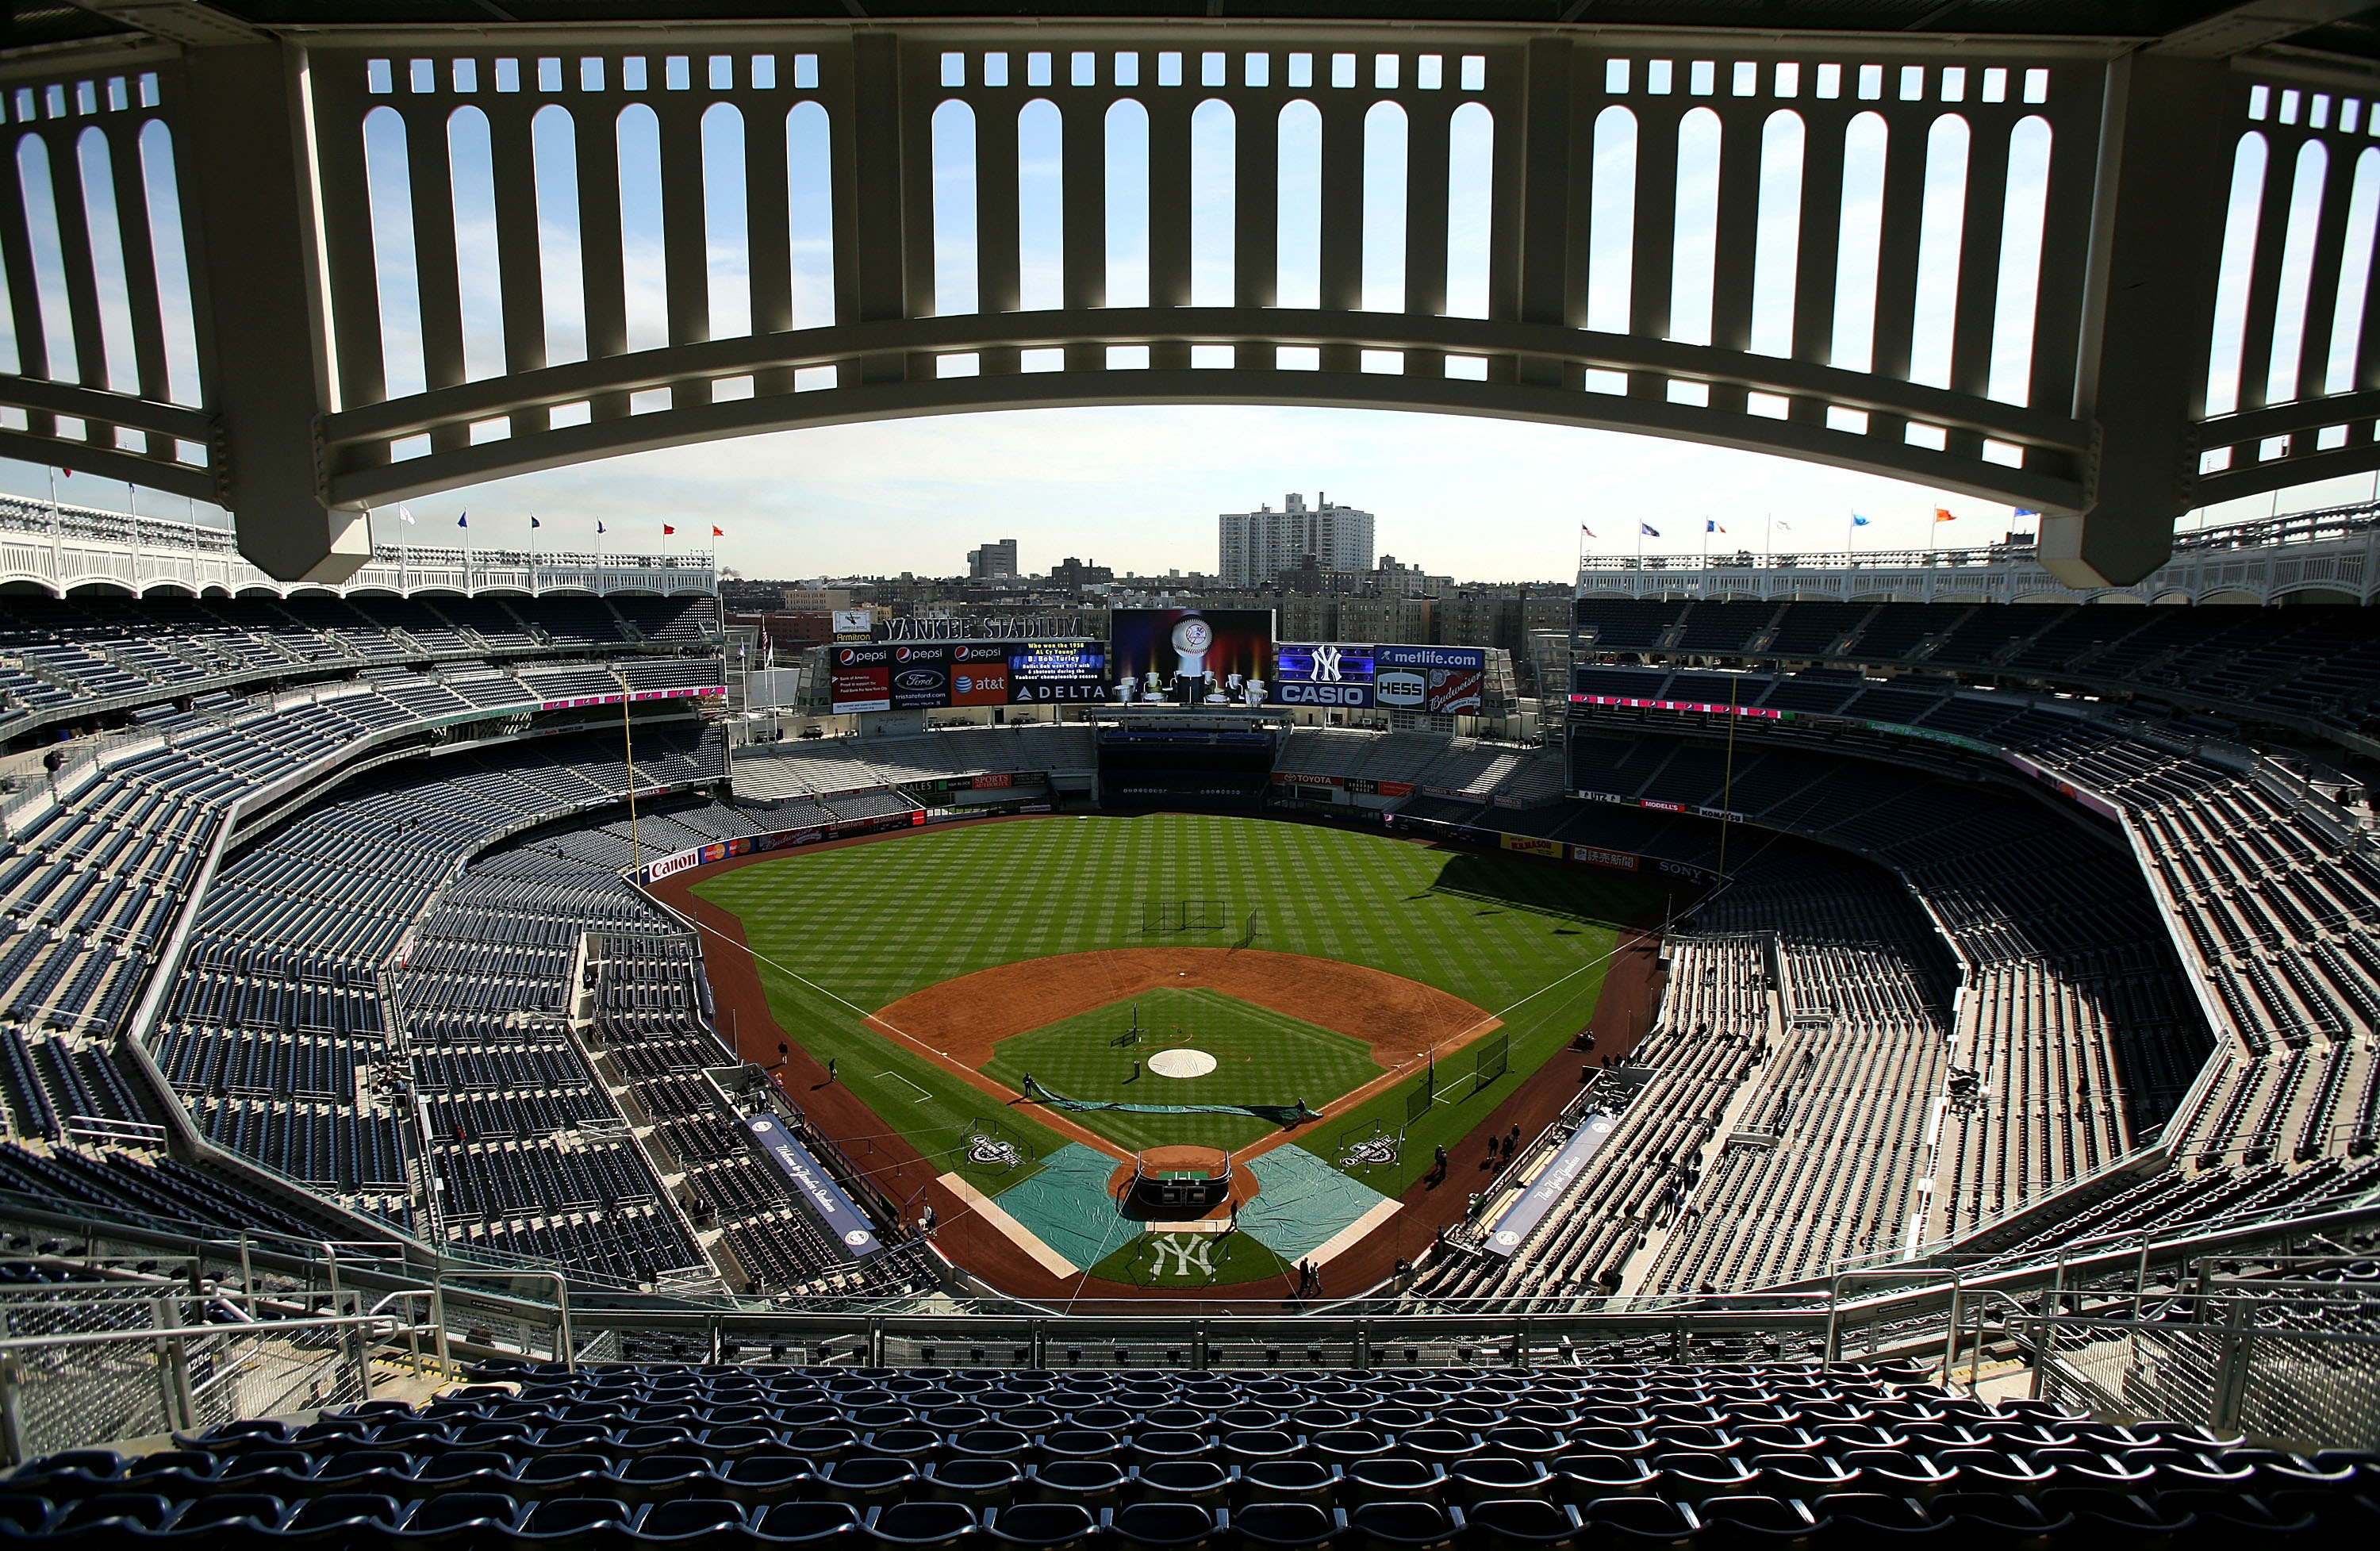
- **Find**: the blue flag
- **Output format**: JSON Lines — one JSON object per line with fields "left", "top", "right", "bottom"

{"left": 1852, "top": 513, "right": 1872, "bottom": 527}
{"left": 1640, "top": 523, "right": 1660, "bottom": 537}
{"left": 597, "top": 521, "right": 605, "bottom": 535}
{"left": 2013, "top": 508, "right": 2040, "bottom": 519}
{"left": 530, "top": 514, "right": 541, "bottom": 529}
{"left": 456, "top": 512, "right": 468, "bottom": 528}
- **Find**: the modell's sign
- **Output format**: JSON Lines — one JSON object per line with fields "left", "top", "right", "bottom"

{"left": 1573, "top": 845, "right": 1641, "bottom": 871}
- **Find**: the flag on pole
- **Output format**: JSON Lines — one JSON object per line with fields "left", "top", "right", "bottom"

{"left": 1580, "top": 526, "right": 1597, "bottom": 539}
{"left": 597, "top": 521, "right": 605, "bottom": 535}
{"left": 1640, "top": 523, "right": 1660, "bottom": 537}
{"left": 1852, "top": 514, "right": 1873, "bottom": 527}
{"left": 711, "top": 525, "right": 724, "bottom": 537}
{"left": 1775, "top": 520, "right": 1791, "bottom": 531}
{"left": 763, "top": 635, "right": 775, "bottom": 671}
{"left": 662, "top": 524, "right": 676, "bottom": 535}
{"left": 456, "top": 512, "right": 469, "bottom": 528}
{"left": 530, "top": 514, "right": 541, "bottom": 529}
{"left": 398, "top": 506, "right": 416, "bottom": 525}
{"left": 1933, "top": 507, "right": 1956, "bottom": 523}
{"left": 1706, "top": 520, "right": 1726, "bottom": 534}
{"left": 2013, "top": 508, "right": 2040, "bottom": 519}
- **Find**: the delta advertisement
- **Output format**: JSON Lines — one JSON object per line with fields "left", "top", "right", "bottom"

{"left": 831, "top": 640, "right": 1102, "bottom": 712}
{"left": 1108, "top": 608, "right": 1274, "bottom": 704}
{"left": 1273, "top": 642, "right": 1376, "bottom": 708}
{"left": 1375, "top": 644, "right": 1486, "bottom": 715}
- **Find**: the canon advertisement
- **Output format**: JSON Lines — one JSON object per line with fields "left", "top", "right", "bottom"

{"left": 1108, "top": 608, "right": 1275, "bottom": 706}
{"left": 1273, "top": 642, "right": 1376, "bottom": 708}
{"left": 1375, "top": 643, "right": 1486, "bottom": 715}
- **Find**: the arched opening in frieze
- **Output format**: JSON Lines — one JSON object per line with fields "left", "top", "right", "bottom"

{"left": 1445, "top": 101, "right": 1492, "bottom": 320}
{"left": 786, "top": 102, "right": 835, "bottom": 330}
{"left": 1910, "top": 113, "right": 1970, "bottom": 391}
{"left": 445, "top": 106, "right": 507, "bottom": 383}
{"left": 1749, "top": 109, "right": 1804, "bottom": 359}
{"left": 2323, "top": 145, "right": 2380, "bottom": 397}
{"left": 1669, "top": 106, "right": 1722, "bottom": 347}
{"left": 1584, "top": 104, "right": 1635, "bottom": 333}
{"left": 2264, "top": 136, "right": 2329, "bottom": 406}
{"left": 931, "top": 98, "right": 978, "bottom": 318}
{"left": 1017, "top": 99, "right": 1063, "bottom": 312}
{"left": 1277, "top": 98, "right": 1322, "bottom": 311}
{"left": 136, "top": 119, "right": 199, "bottom": 409}
{"left": 1832, "top": 109, "right": 1889, "bottom": 374}
{"left": 530, "top": 104, "right": 585, "bottom": 367}
{"left": 2205, "top": 131, "right": 2271, "bottom": 418}
{"left": 701, "top": 102, "right": 750, "bottom": 341}
{"left": 1987, "top": 114, "right": 2052, "bottom": 407}
{"left": 1106, "top": 96, "right": 1150, "bottom": 310}
{"left": 1188, "top": 98, "right": 1234, "bottom": 308}
{"left": 1361, "top": 98, "right": 1407, "bottom": 314}
{"left": 360, "top": 106, "right": 422, "bottom": 398}
{"left": 615, "top": 103, "right": 669, "bottom": 359}
{"left": 71, "top": 126, "right": 138, "bottom": 400}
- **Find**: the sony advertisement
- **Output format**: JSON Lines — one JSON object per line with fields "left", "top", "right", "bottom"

{"left": 1107, "top": 608, "right": 1275, "bottom": 706}
{"left": 1376, "top": 643, "right": 1487, "bottom": 715}
{"left": 1273, "top": 642, "right": 1377, "bottom": 708}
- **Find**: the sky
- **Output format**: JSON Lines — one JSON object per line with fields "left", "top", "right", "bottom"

{"left": 0, "top": 56, "right": 2370, "bottom": 583}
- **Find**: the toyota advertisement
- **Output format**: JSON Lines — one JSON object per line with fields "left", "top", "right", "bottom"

{"left": 1273, "top": 642, "right": 1376, "bottom": 708}
{"left": 1376, "top": 643, "right": 1486, "bottom": 715}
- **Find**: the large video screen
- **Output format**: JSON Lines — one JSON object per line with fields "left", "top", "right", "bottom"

{"left": 1273, "top": 642, "right": 1376, "bottom": 708}
{"left": 1109, "top": 608, "right": 1274, "bottom": 704}
{"left": 1375, "top": 643, "right": 1487, "bottom": 714}
{"left": 1007, "top": 641, "right": 1107, "bottom": 704}
{"left": 828, "top": 643, "right": 894, "bottom": 713}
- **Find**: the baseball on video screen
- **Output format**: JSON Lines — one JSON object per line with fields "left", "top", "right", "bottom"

{"left": 1107, "top": 608, "right": 1274, "bottom": 705}
{"left": 1273, "top": 643, "right": 1377, "bottom": 708}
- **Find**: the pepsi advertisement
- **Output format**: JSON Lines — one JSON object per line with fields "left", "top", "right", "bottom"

{"left": 885, "top": 643, "right": 955, "bottom": 709}
{"left": 1274, "top": 642, "right": 1376, "bottom": 708}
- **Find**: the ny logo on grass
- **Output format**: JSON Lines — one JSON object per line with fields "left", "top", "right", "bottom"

{"left": 1151, "top": 1234, "right": 1214, "bottom": 1277}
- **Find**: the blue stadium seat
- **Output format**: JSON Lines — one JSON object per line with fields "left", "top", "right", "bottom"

{"left": 1691, "top": 1495, "right": 1814, "bottom": 1548}
{"left": 382, "top": 1491, "right": 522, "bottom": 1546}
{"left": 1104, "top": 1502, "right": 1227, "bottom": 1551}
{"left": 1340, "top": 1459, "right": 1444, "bottom": 1508}
{"left": 1446, "top": 1458, "right": 1553, "bottom": 1507}
{"left": 1464, "top": 1498, "right": 1584, "bottom": 1551}
{"left": 271, "top": 1492, "right": 411, "bottom": 1546}
{"left": 1235, "top": 1461, "right": 1340, "bottom": 1509}
{"left": 1579, "top": 1494, "right": 1698, "bottom": 1547}
{"left": 1233, "top": 1501, "right": 1345, "bottom": 1551}
{"left": 631, "top": 1499, "right": 751, "bottom": 1545}
{"left": 866, "top": 1501, "right": 979, "bottom": 1551}
{"left": 1026, "top": 1462, "right": 1127, "bottom": 1512}
{"left": 823, "top": 1459, "right": 921, "bottom": 1511}
{"left": 1345, "top": 1500, "right": 1464, "bottom": 1551}
{"left": 923, "top": 1460, "right": 1023, "bottom": 1510}
{"left": 510, "top": 1495, "right": 639, "bottom": 1549}
{"left": 981, "top": 1503, "right": 1100, "bottom": 1551}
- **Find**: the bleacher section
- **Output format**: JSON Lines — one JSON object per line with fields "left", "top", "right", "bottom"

{"left": 1572, "top": 597, "right": 2380, "bottom": 749}
{"left": 8, "top": 1357, "right": 2370, "bottom": 1545}
{"left": 0, "top": 595, "right": 718, "bottom": 738}
{"left": 731, "top": 726, "right": 1095, "bottom": 801}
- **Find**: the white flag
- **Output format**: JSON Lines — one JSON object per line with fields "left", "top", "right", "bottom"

{"left": 397, "top": 505, "right": 416, "bottom": 525}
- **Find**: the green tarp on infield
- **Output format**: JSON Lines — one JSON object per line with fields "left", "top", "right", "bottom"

{"left": 987, "top": 1143, "right": 1135, "bottom": 1270}
{"left": 1238, "top": 1145, "right": 1392, "bottom": 1264}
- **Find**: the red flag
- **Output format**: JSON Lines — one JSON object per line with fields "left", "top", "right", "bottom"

{"left": 662, "top": 524, "right": 676, "bottom": 535}
{"left": 711, "top": 525, "right": 724, "bottom": 537}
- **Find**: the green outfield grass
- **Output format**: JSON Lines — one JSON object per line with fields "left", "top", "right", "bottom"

{"left": 983, "top": 987, "right": 1384, "bottom": 1153}
{"left": 692, "top": 813, "right": 1658, "bottom": 1197}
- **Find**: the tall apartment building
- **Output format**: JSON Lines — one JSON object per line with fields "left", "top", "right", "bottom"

{"left": 967, "top": 538, "right": 1019, "bottom": 579}
{"left": 1217, "top": 493, "right": 1375, "bottom": 586}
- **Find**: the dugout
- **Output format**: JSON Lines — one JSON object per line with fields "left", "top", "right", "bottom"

{"left": 1096, "top": 724, "right": 1280, "bottom": 809}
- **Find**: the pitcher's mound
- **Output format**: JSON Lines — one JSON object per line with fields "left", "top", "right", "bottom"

{"left": 1148, "top": 1048, "right": 1218, "bottom": 1078}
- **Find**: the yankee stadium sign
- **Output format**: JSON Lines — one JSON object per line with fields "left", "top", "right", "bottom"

{"left": 879, "top": 614, "right": 1092, "bottom": 642}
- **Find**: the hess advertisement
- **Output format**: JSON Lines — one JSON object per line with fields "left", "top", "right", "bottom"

{"left": 1108, "top": 608, "right": 1274, "bottom": 706}
{"left": 1273, "top": 643, "right": 1376, "bottom": 708}
{"left": 1376, "top": 644, "right": 1486, "bottom": 715}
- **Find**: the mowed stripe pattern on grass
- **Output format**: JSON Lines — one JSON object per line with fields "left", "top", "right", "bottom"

{"left": 692, "top": 815, "right": 1646, "bottom": 1194}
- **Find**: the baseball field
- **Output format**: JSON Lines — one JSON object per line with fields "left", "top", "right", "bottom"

{"left": 690, "top": 814, "right": 1656, "bottom": 1227}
